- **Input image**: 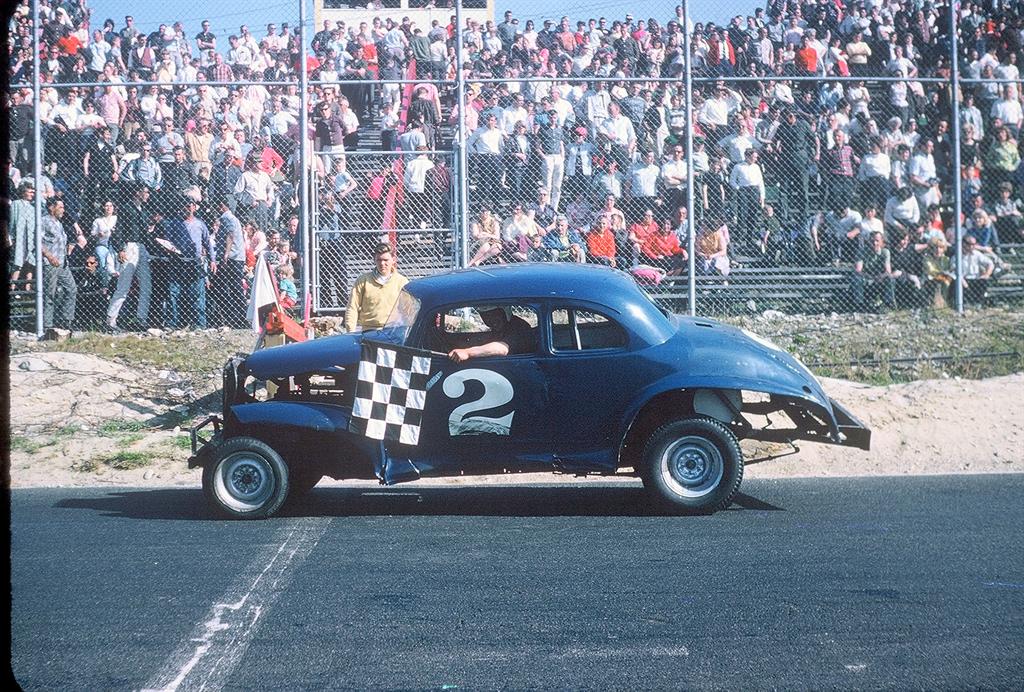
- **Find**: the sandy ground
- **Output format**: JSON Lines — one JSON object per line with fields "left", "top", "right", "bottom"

{"left": 7, "top": 351, "right": 1023, "bottom": 488}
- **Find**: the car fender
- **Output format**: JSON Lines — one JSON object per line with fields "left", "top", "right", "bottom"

{"left": 618, "top": 370, "right": 841, "bottom": 448}
{"left": 229, "top": 401, "right": 383, "bottom": 474}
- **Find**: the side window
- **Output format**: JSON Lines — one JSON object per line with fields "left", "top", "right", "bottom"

{"left": 551, "top": 308, "right": 628, "bottom": 351}
{"left": 432, "top": 304, "right": 539, "bottom": 355}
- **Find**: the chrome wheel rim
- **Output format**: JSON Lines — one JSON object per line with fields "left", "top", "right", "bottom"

{"left": 215, "top": 452, "right": 276, "bottom": 512}
{"left": 659, "top": 436, "right": 724, "bottom": 498}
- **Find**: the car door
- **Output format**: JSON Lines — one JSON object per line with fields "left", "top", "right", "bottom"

{"left": 535, "top": 302, "right": 647, "bottom": 472}
{"left": 407, "top": 302, "right": 553, "bottom": 473}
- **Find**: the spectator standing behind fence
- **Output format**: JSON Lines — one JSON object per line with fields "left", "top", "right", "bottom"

{"left": 729, "top": 148, "right": 765, "bottom": 250}
{"left": 211, "top": 199, "right": 247, "bottom": 329}
{"left": 234, "top": 156, "right": 275, "bottom": 231}
{"left": 776, "top": 108, "right": 817, "bottom": 221}
{"left": 159, "top": 197, "right": 214, "bottom": 329}
{"left": 343, "top": 243, "right": 408, "bottom": 333}
{"left": 40, "top": 197, "right": 78, "bottom": 336}
{"left": 8, "top": 180, "right": 36, "bottom": 288}
{"left": 106, "top": 185, "right": 153, "bottom": 331}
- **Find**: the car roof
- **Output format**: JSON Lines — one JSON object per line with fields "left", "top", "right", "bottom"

{"left": 405, "top": 263, "right": 674, "bottom": 343}
{"left": 409, "top": 263, "right": 630, "bottom": 305}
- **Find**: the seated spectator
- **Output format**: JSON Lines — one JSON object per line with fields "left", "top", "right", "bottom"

{"left": 542, "top": 215, "right": 586, "bottom": 263}
{"left": 695, "top": 217, "right": 730, "bottom": 276}
{"left": 585, "top": 215, "right": 617, "bottom": 267}
{"left": 468, "top": 208, "right": 502, "bottom": 267}
{"left": 500, "top": 202, "right": 539, "bottom": 262}
{"left": 640, "top": 219, "right": 687, "bottom": 275}
{"left": 992, "top": 182, "right": 1024, "bottom": 245}
{"left": 853, "top": 231, "right": 897, "bottom": 311}
{"left": 958, "top": 235, "right": 995, "bottom": 304}
{"left": 890, "top": 231, "right": 923, "bottom": 307}
{"left": 883, "top": 187, "right": 921, "bottom": 239}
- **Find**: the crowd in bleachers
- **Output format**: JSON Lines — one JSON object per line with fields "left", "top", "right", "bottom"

{"left": 5, "top": 0, "right": 1024, "bottom": 333}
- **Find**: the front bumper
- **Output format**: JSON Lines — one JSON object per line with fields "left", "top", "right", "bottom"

{"left": 188, "top": 415, "right": 222, "bottom": 468}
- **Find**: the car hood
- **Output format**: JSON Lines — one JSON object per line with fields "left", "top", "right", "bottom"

{"left": 666, "top": 314, "right": 831, "bottom": 409}
{"left": 244, "top": 332, "right": 365, "bottom": 379}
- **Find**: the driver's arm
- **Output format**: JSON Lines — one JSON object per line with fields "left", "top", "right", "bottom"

{"left": 448, "top": 340, "right": 510, "bottom": 363}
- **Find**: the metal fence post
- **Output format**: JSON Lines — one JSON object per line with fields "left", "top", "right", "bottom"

{"left": 299, "top": 0, "right": 312, "bottom": 314}
{"left": 32, "top": 0, "right": 43, "bottom": 338}
{"left": 683, "top": 0, "right": 696, "bottom": 317}
{"left": 949, "top": 1, "right": 964, "bottom": 314}
{"left": 455, "top": 1, "right": 469, "bottom": 268}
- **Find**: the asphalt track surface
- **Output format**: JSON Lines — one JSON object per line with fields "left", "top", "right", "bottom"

{"left": 10, "top": 475, "right": 1024, "bottom": 690}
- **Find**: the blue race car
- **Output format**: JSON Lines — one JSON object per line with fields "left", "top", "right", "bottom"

{"left": 190, "top": 263, "right": 870, "bottom": 518}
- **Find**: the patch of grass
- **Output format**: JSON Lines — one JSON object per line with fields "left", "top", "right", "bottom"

{"left": 171, "top": 434, "right": 193, "bottom": 450}
{"left": 10, "top": 436, "right": 45, "bottom": 454}
{"left": 98, "top": 419, "right": 148, "bottom": 436}
{"left": 93, "top": 450, "right": 156, "bottom": 470}
{"left": 118, "top": 432, "right": 146, "bottom": 446}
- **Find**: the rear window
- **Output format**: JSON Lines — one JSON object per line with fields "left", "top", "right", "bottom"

{"left": 551, "top": 308, "right": 628, "bottom": 351}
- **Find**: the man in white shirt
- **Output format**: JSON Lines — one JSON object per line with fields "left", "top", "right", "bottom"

{"left": 698, "top": 85, "right": 733, "bottom": 134}
{"left": 660, "top": 144, "right": 688, "bottom": 215}
{"left": 598, "top": 101, "right": 636, "bottom": 170}
{"left": 403, "top": 148, "right": 435, "bottom": 229}
{"left": 626, "top": 150, "right": 661, "bottom": 222}
{"left": 908, "top": 139, "right": 940, "bottom": 208}
{"left": 729, "top": 148, "right": 765, "bottom": 247}
{"left": 501, "top": 93, "right": 528, "bottom": 136}
{"left": 991, "top": 86, "right": 1023, "bottom": 137}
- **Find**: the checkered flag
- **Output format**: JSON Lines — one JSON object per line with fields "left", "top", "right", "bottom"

{"left": 349, "top": 340, "right": 436, "bottom": 445}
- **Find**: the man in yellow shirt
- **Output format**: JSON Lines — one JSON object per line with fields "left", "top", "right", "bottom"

{"left": 343, "top": 242, "right": 408, "bottom": 332}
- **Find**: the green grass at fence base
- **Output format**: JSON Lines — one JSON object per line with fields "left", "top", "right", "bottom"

{"left": 726, "top": 307, "right": 1024, "bottom": 385}
{"left": 12, "top": 330, "right": 255, "bottom": 381}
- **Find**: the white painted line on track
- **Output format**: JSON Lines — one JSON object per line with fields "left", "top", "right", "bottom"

{"left": 139, "top": 518, "right": 328, "bottom": 692}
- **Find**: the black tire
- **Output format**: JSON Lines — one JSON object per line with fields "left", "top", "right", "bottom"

{"left": 202, "top": 437, "right": 290, "bottom": 519}
{"left": 640, "top": 417, "right": 743, "bottom": 514}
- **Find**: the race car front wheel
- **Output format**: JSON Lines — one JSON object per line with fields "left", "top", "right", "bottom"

{"left": 640, "top": 417, "right": 743, "bottom": 514}
{"left": 203, "top": 437, "right": 290, "bottom": 519}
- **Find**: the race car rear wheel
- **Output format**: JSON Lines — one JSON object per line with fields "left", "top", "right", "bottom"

{"left": 203, "top": 437, "right": 289, "bottom": 519}
{"left": 641, "top": 417, "right": 743, "bottom": 513}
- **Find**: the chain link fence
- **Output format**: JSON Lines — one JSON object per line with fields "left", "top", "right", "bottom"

{"left": 5, "top": 0, "right": 1024, "bottom": 335}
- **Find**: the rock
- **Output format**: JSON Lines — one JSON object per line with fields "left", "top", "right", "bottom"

{"left": 144, "top": 470, "right": 154, "bottom": 480}
{"left": 762, "top": 309, "right": 785, "bottom": 320}
{"left": 174, "top": 426, "right": 181, "bottom": 433}
{"left": 158, "top": 370, "right": 170, "bottom": 380}
{"left": 18, "top": 358, "right": 51, "bottom": 372}
{"left": 167, "top": 388, "right": 186, "bottom": 398}
{"left": 147, "top": 328, "right": 164, "bottom": 337}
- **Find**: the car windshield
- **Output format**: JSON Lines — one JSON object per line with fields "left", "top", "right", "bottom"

{"left": 374, "top": 288, "right": 420, "bottom": 345}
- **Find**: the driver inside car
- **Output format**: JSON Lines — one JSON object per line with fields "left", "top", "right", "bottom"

{"left": 447, "top": 307, "right": 535, "bottom": 362}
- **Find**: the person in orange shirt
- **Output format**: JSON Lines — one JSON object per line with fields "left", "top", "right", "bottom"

{"left": 586, "top": 215, "right": 617, "bottom": 267}
{"left": 629, "top": 209, "right": 659, "bottom": 251}
{"left": 795, "top": 36, "right": 818, "bottom": 75}
{"left": 641, "top": 219, "right": 688, "bottom": 275}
